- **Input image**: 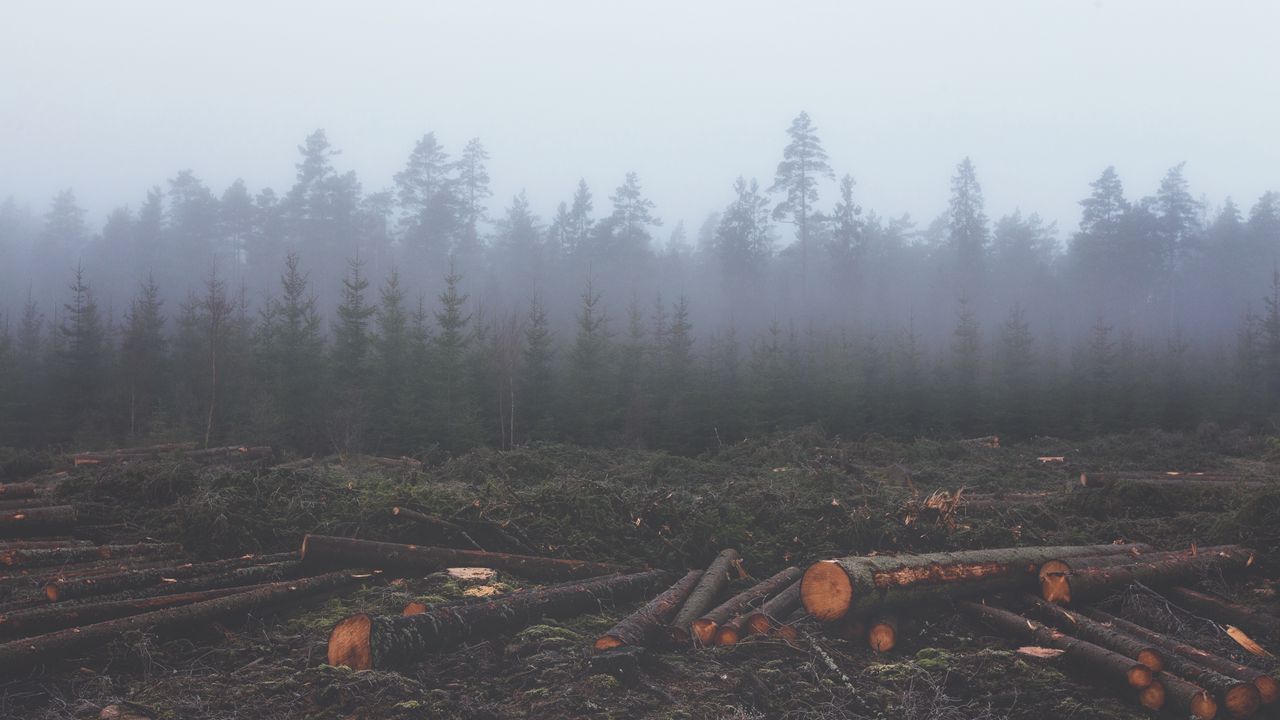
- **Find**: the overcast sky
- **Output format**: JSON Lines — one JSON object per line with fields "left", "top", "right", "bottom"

{"left": 3, "top": 0, "right": 1277, "bottom": 244}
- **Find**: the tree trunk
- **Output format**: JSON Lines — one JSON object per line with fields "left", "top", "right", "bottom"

{"left": 0, "top": 506, "right": 78, "bottom": 537}
{"left": 1080, "top": 472, "right": 1264, "bottom": 489}
{"left": 1084, "top": 608, "right": 1276, "bottom": 710}
{"left": 0, "top": 539, "right": 94, "bottom": 551}
{"left": 868, "top": 612, "right": 898, "bottom": 652}
{"left": 1, "top": 542, "right": 182, "bottom": 569}
{"left": 691, "top": 566, "right": 801, "bottom": 646}
{"left": 50, "top": 561, "right": 304, "bottom": 603}
{"left": 802, "top": 543, "right": 1153, "bottom": 621}
{"left": 1039, "top": 546, "right": 1244, "bottom": 603}
{"left": 328, "top": 569, "right": 668, "bottom": 670}
{"left": 669, "top": 548, "right": 741, "bottom": 644}
{"left": 1156, "top": 673, "right": 1220, "bottom": 720}
{"left": 0, "top": 584, "right": 263, "bottom": 639}
{"left": 0, "top": 569, "right": 372, "bottom": 672}
{"left": 1167, "top": 586, "right": 1280, "bottom": 640}
{"left": 744, "top": 580, "right": 802, "bottom": 635}
{"left": 1048, "top": 547, "right": 1255, "bottom": 605}
{"left": 0, "top": 484, "right": 43, "bottom": 499}
{"left": 300, "top": 534, "right": 630, "bottom": 582}
{"left": 1, "top": 558, "right": 179, "bottom": 587}
{"left": 595, "top": 569, "right": 702, "bottom": 650}
{"left": 390, "top": 507, "right": 482, "bottom": 550}
{"left": 960, "top": 600, "right": 1153, "bottom": 690}
{"left": 43, "top": 552, "right": 296, "bottom": 601}
{"left": 1022, "top": 594, "right": 1164, "bottom": 671}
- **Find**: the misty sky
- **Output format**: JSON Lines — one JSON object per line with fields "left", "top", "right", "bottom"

{"left": 3, "top": 0, "right": 1277, "bottom": 244}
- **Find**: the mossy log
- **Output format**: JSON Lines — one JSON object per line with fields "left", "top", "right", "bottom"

{"left": 0, "top": 542, "right": 182, "bottom": 569}
{"left": 595, "top": 569, "right": 702, "bottom": 650}
{"left": 744, "top": 580, "right": 802, "bottom": 635}
{"left": 0, "top": 484, "right": 42, "bottom": 499}
{"left": 301, "top": 534, "right": 629, "bottom": 581}
{"left": 691, "top": 566, "right": 801, "bottom": 646}
{"left": 328, "top": 569, "right": 668, "bottom": 670}
{"left": 868, "top": 612, "right": 899, "bottom": 652}
{"left": 0, "top": 570, "right": 372, "bottom": 672}
{"left": 0, "top": 584, "right": 263, "bottom": 639}
{"left": 0, "top": 506, "right": 78, "bottom": 537}
{"left": 44, "top": 552, "right": 297, "bottom": 601}
{"left": 669, "top": 548, "right": 740, "bottom": 644}
{"left": 1046, "top": 546, "right": 1255, "bottom": 605}
{"left": 960, "top": 601, "right": 1153, "bottom": 690}
{"left": 802, "top": 543, "right": 1153, "bottom": 621}
{"left": 1039, "top": 546, "right": 1242, "bottom": 603}
{"left": 390, "top": 507, "right": 481, "bottom": 550}
{"left": 1022, "top": 594, "right": 1164, "bottom": 671}
{"left": 1168, "top": 586, "right": 1280, "bottom": 640}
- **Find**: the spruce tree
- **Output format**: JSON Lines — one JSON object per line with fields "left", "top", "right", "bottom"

{"left": 58, "top": 266, "right": 106, "bottom": 440}
{"left": 371, "top": 269, "right": 412, "bottom": 452}
{"left": 256, "top": 252, "right": 325, "bottom": 450}
{"left": 430, "top": 263, "right": 480, "bottom": 451}
{"left": 330, "top": 256, "right": 376, "bottom": 451}
{"left": 519, "top": 295, "right": 556, "bottom": 441}
{"left": 769, "top": 111, "right": 833, "bottom": 280}
{"left": 567, "top": 280, "right": 613, "bottom": 444}
{"left": 119, "top": 277, "right": 167, "bottom": 440}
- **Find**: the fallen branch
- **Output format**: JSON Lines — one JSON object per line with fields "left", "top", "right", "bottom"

{"left": 0, "top": 584, "right": 263, "bottom": 639}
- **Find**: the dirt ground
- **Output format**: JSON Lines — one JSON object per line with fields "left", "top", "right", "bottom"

{"left": 2, "top": 427, "right": 1279, "bottom": 719}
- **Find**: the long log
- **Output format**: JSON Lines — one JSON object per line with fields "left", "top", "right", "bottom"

{"left": 0, "top": 539, "right": 94, "bottom": 551}
{"left": 43, "top": 552, "right": 297, "bottom": 601}
{"left": 0, "top": 506, "right": 78, "bottom": 537}
{"left": 693, "top": 566, "right": 801, "bottom": 646}
{"left": 1084, "top": 609, "right": 1266, "bottom": 715}
{"left": 1080, "top": 472, "right": 1265, "bottom": 490}
{"left": 802, "top": 543, "right": 1154, "bottom": 621}
{"left": 595, "top": 569, "right": 703, "bottom": 650}
{"left": 1022, "top": 594, "right": 1164, "bottom": 671}
{"left": 390, "top": 507, "right": 482, "bottom": 550}
{"left": 0, "top": 542, "right": 182, "bottom": 569}
{"left": 0, "top": 484, "right": 43, "bottom": 499}
{"left": 744, "top": 580, "right": 802, "bottom": 635}
{"left": 0, "top": 569, "right": 372, "bottom": 672}
{"left": 1158, "top": 674, "right": 1220, "bottom": 720}
{"left": 0, "top": 584, "right": 264, "bottom": 639}
{"left": 1168, "top": 586, "right": 1280, "bottom": 640}
{"left": 961, "top": 601, "right": 1153, "bottom": 689}
{"left": 1039, "top": 546, "right": 1245, "bottom": 603}
{"left": 669, "top": 549, "right": 741, "bottom": 644}
{"left": 51, "top": 560, "right": 304, "bottom": 603}
{"left": 1081, "top": 471, "right": 1254, "bottom": 487}
{"left": 300, "top": 534, "right": 629, "bottom": 582}
{"left": 0, "top": 498, "right": 65, "bottom": 511}
{"left": 328, "top": 569, "right": 668, "bottom": 670}
{"left": 1047, "top": 547, "right": 1255, "bottom": 605}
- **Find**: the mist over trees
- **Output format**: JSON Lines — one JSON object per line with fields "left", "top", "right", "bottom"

{"left": 2, "top": 114, "right": 1280, "bottom": 455}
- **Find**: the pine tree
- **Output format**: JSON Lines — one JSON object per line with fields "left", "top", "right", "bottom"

{"left": 430, "top": 263, "right": 480, "bottom": 451}
{"left": 119, "top": 277, "right": 167, "bottom": 440}
{"left": 256, "top": 252, "right": 325, "bottom": 450}
{"left": 996, "top": 304, "right": 1036, "bottom": 436}
{"left": 948, "top": 157, "right": 989, "bottom": 288}
{"left": 769, "top": 111, "right": 833, "bottom": 280}
{"left": 58, "top": 266, "right": 106, "bottom": 440}
{"left": 454, "top": 138, "right": 492, "bottom": 252}
{"left": 519, "top": 295, "right": 556, "bottom": 440}
{"left": 606, "top": 172, "right": 661, "bottom": 265}
{"left": 329, "top": 256, "right": 376, "bottom": 451}
{"left": 567, "top": 280, "right": 612, "bottom": 444}
{"left": 395, "top": 132, "right": 457, "bottom": 260}
{"left": 371, "top": 269, "right": 413, "bottom": 452}
{"left": 714, "top": 177, "right": 773, "bottom": 276}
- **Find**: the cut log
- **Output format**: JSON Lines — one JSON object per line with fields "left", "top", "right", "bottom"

{"left": 744, "top": 580, "right": 802, "bottom": 635}
{"left": 328, "top": 569, "right": 668, "bottom": 670}
{"left": 960, "top": 601, "right": 1153, "bottom": 689}
{"left": 691, "top": 566, "right": 801, "bottom": 646}
{"left": 1080, "top": 472, "right": 1264, "bottom": 489}
{"left": 1039, "top": 546, "right": 1244, "bottom": 603}
{"left": 595, "top": 569, "right": 703, "bottom": 650}
{"left": 0, "top": 542, "right": 181, "bottom": 569}
{"left": 1, "top": 558, "right": 177, "bottom": 587}
{"left": 1045, "top": 546, "right": 1255, "bottom": 605}
{"left": 1138, "top": 681, "right": 1166, "bottom": 712}
{"left": 390, "top": 507, "right": 482, "bottom": 550}
{"left": 43, "top": 552, "right": 296, "bottom": 601}
{"left": 0, "top": 539, "right": 94, "bottom": 551}
{"left": 1157, "top": 673, "right": 1220, "bottom": 720}
{"left": 774, "top": 607, "right": 808, "bottom": 641}
{"left": 1022, "top": 594, "right": 1164, "bottom": 671}
{"left": 802, "top": 543, "right": 1153, "bottom": 621}
{"left": 183, "top": 445, "right": 273, "bottom": 464}
{"left": 0, "top": 569, "right": 372, "bottom": 672}
{"left": 300, "top": 535, "right": 630, "bottom": 581}
{"left": 0, "top": 484, "right": 42, "bottom": 499}
{"left": 669, "top": 548, "right": 741, "bottom": 644}
{"left": 868, "top": 612, "right": 898, "bottom": 652}
{"left": 0, "top": 584, "right": 263, "bottom": 639}
{"left": 1168, "top": 587, "right": 1280, "bottom": 640}
{"left": 1084, "top": 609, "right": 1264, "bottom": 716}
{"left": 51, "top": 560, "right": 304, "bottom": 603}
{"left": 0, "top": 498, "right": 64, "bottom": 511}
{"left": 0, "top": 506, "right": 78, "bottom": 537}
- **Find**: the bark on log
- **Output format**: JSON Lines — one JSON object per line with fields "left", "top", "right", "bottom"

{"left": 390, "top": 507, "right": 482, "bottom": 550}
{"left": 1168, "top": 586, "right": 1280, "bottom": 640}
{"left": 960, "top": 601, "right": 1153, "bottom": 689}
{"left": 1157, "top": 673, "right": 1220, "bottom": 720}
{"left": 43, "top": 552, "right": 296, "bottom": 601}
{"left": 595, "top": 569, "right": 703, "bottom": 650}
{"left": 1039, "top": 546, "right": 1244, "bottom": 603}
{"left": 744, "top": 580, "right": 802, "bottom": 635}
{"left": 774, "top": 607, "right": 809, "bottom": 641}
{"left": 0, "top": 584, "right": 264, "bottom": 639}
{"left": 0, "top": 484, "right": 42, "bottom": 499}
{"left": 1080, "top": 472, "right": 1264, "bottom": 489}
{"left": 0, "top": 506, "right": 78, "bottom": 537}
{"left": 1047, "top": 546, "right": 1255, "bottom": 605}
{"left": 669, "top": 548, "right": 741, "bottom": 644}
{"left": 802, "top": 543, "right": 1153, "bottom": 621}
{"left": 0, "top": 570, "right": 372, "bottom": 672}
{"left": 0, "top": 539, "right": 94, "bottom": 551}
{"left": 50, "top": 560, "right": 304, "bottom": 603}
{"left": 300, "top": 534, "right": 630, "bottom": 582}
{"left": 1022, "top": 594, "right": 1164, "bottom": 671}
{"left": 0, "top": 498, "right": 64, "bottom": 511}
{"left": 691, "top": 566, "right": 801, "bottom": 646}
{"left": 868, "top": 612, "right": 898, "bottom": 652}
{"left": 1, "top": 543, "right": 182, "bottom": 569}
{"left": 328, "top": 569, "right": 668, "bottom": 670}
{"left": 1084, "top": 609, "right": 1265, "bottom": 715}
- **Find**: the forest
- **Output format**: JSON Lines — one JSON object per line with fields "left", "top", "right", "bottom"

{"left": 2, "top": 112, "right": 1280, "bottom": 457}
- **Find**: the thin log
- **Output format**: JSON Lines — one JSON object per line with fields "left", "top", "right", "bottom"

{"left": 691, "top": 566, "right": 801, "bottom": 646}
{"left": 0, "top": 543, "right": 182, "bottom": 569}
{"left": 2, "top": 557, "right": 185, "bottom": 587}
{"left": 1084, "top": 609, "right": 1265, "bottom": 716}
{"left": 595, "top": 569, "right": 703, "bottom": 650}
{"left": 44, "top": 552, "right": 296, "bottom": 602}
{"left": 744, "top": 580, "right": 802, "bottom": 635}
{"left": 0, "top": 498, "right": 64, "bottom": 511}
{"left": 960, "top": 601, "right": 1153, "bottom": 689}
{"left": 802, "top": 543, "right": 1154, "bottom": 621}
{"left": 1157, "top": 673, "right": 1220, "bottom": 720}
{"left": 328, "top": 569, "right": 669, "bottom": 670}
{"left": 0, "top": 569, "right": 372, "bottom": 672}
{"left": 774, "top": 607, "right": 809, "bottom": 641}
{"left": 1048, "top": 547, "right": 1255, "bottom": 605}
{"left": 300, "top": 534, "right": 630, "bottom": 582}
{"left": 868, "top": 612, "right": 898, "bottom": 652}
{"left": 0, "top": 584, "right": 264, "bottom": 639}
{"left": 1080, "top": 472, "right": 1264, "bottom": 489}
{"left": 1168, "top": 586, "right": 1280, "bottom": 640}
{"left": 0, "top": 539, "right": 94, "bottom": 551}
{"left": 54, "top": 560, "right": 304, "bottom": 602}
{"left": 390, "top": 508, "right": 482, "bottom": 550}
{"left": 1039, "top": 546, "right": 1245, "bottom": 603}
{"left": 669, "top": 548, "right": 741, "bottom": 644}
{"left": 1022, "top": 594, "right": 1164, "bottom": 671}
{"left": 0, "top": 506, "right": 78, "bottom": 537}
{"left": 0, "top": 484, "right": 42, "bottom": 499}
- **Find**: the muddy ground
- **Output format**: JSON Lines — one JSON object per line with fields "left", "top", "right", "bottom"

{"left": 2, "top": 427, "right": 1279, "bottom": 719}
